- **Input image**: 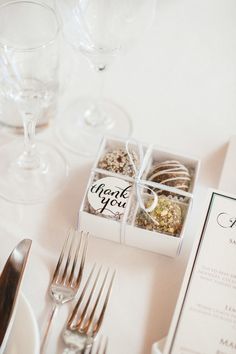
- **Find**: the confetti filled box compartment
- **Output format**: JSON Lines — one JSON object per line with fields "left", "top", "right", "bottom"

{"left": 126, "top": 191, "right": 192, "bottom": 257}
{"left": 79, "top": 136, "right": 200, "bottom": 257}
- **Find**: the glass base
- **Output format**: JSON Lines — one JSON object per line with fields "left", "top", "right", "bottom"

{"left": 0, "top": 140, "right": 69, "bottom": 204}
{"left": 56, "top": 98, "right": 133, "bottom": 157}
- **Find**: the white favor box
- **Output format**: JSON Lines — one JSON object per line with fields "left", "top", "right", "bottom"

{"left": 79, "top": 136, "right": 200, "bottom": 257}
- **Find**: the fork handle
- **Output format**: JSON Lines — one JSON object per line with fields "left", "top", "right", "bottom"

{"left": 40, "top": 303, "right": 59, "bottom": 354}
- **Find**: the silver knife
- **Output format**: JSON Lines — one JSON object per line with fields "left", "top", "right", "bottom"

{"left": 0, "top": 239, "right": 32, "bottom": 354}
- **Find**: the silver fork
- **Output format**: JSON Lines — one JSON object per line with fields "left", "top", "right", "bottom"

{"left": 40, "top": 228, "right": 89, "bottom": 353}
{"left": 63, "top": 265, "right": 115, "bottom": 353}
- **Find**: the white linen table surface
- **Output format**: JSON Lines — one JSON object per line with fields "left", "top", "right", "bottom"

{"left": 0, "top": 0, "right": 236, "bottom": 353}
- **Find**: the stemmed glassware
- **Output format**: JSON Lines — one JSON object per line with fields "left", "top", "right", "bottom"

{"left": 0, "top": 0, "right": 68, "bottom": 204}
{"left": 57, "top": 0, "right": 157, "bottom": 156}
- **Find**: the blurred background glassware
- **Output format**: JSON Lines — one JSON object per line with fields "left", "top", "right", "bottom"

{"left": 0, "top": 0, "right": 58, "bottom": 134}
{"left": 0, "top": 0, "right": 68, "bottom": 204}
{"left": 56, "top": 0, "right": 157, "bottom": 157}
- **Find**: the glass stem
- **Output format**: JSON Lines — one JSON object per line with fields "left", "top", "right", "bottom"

{"left": 93, "top": 64, "right": 106, "bottom": 102}
{"left": 18, "top": 116, "right": 40, "bottom": 170}
{"left": 84, "top": 64, "right": 113, "bottom": 128}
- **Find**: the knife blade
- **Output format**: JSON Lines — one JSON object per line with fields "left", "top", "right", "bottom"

{"left": 0, "top": 239, "right": 32, "bottom": 354}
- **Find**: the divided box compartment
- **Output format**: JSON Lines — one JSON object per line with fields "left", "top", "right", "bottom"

{"left": 79, "top": 136, "right": 200, "bottom": 257}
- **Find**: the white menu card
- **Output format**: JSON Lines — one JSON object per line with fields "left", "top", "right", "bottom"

{"left": 163, "top": 190, "right": 236, "bottom": 354}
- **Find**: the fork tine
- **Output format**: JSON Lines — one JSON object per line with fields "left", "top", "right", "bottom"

{"left": 74, "top": 231, "right": 89, "bottom": 287}
{"left": 84, "top": 268, "right": 109, "bottom": 332}
{"left": 67, "top": 263, "right": 97, "bottom": 328}
{"left": 95, "top": 336, "right": 103, "bottom": 354}
{"left": 77, "top": 266, "right": 102, "bottom": 329}
{"left": 85, "top": 336, "right": 104, "bottom": 354}
{"left": 92, "top": 270, "right": 115, "bottom": 335}
{"left": 61, "top": 229, "right": 75, "bottom": 283}
{"left": 102, "top": 337, "right": 108, "bottom": 354}
{"left": 68, "top": 230, "right": 83, "bottom": 285}
{"left": 52, "top": 229, "right": 72, "bottom": 283}
{"left": 94, "top": 337, "right": 108, "bottom": 354}
{"left": 87, "top": 342, "right": 94, "bottom": 354}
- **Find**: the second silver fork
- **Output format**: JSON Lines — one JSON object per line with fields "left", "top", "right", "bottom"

{"left": 40, "top": 228, "right": 89, "bottom": 353}
{"left": 63, "top": 265, "right": 115, "bottom": 353}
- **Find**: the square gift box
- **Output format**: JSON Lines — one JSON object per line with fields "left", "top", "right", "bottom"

{"left": 79, "top": 136, "right": 200, "bottom": 257}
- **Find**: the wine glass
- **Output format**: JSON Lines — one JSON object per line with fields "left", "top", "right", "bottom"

{"left": 56, "top": 0, "right": 157, "bottom": 156}
{"left": 0, "top": 0, "right": 68, "bottom": 204}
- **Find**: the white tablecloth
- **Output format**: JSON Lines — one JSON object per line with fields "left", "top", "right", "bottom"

{"left": 1, "top": 0, "right": 236, "bottom": 353}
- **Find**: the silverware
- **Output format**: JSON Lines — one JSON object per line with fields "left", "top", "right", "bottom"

{"left": 40, "top": 229, "right": 88, "bottom": 353}
{"left": 63, "top": 265, "right": 115, "bottom": 353}
{"left": 82, "top": 336, "right": 108, "bottom": 354}
{"left": 0, "top": 239, "right": 32, "bottom": 354}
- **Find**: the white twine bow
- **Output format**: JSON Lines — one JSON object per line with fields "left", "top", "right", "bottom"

{"left": 125, "top": 140, "right": 158, "bottom": 213}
